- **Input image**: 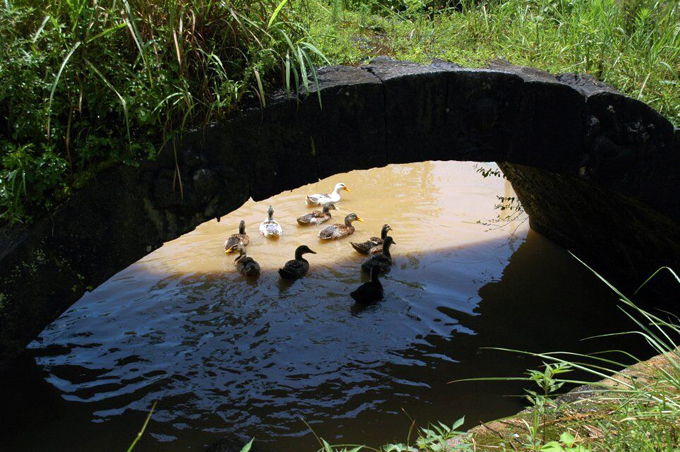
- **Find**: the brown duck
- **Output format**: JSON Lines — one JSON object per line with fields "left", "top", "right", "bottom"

{"left": 232, "top": 245, "right": 261, "bottom": 278}
{"left": 318, "top": 213, "right": 363, "bottom": 240}
{"left": 350, "top": 224, "right": 392, "bottom": 255}
{"left": 225, "top": 220, "right": 249, "bottom": 253}
{"left": 297, "top": 202, "right": 338, "bottom": 226}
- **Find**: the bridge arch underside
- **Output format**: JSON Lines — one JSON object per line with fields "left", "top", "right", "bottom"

{"left": 1, "top": 58, "right": 679, "bottom": 368}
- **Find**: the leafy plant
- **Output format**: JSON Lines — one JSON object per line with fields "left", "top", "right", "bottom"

{"left": 541, "top": 431, "right": 589, "bottom": 452}
{"left": 1, "top": 0, "right": 328, "bottom": 224}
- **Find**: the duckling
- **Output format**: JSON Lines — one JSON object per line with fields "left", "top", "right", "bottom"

{"left": 318, "top": 213, "right": 363, "bottom": 240}
{"left": 259, "top": 205, "right": 283, "bottom": 238}
{"left": 361, "top": 236, "right": 395, "bottom": 275}
{"left": 297, "top": 202, "right": 338, "bottom": 226}
{"left": 278, "top": 245, "right": 317, "bottom": 280}
{"left": 350, "top": 224, "right": 392, "bottom": 255}
{"left": 350, "top": 265, "right": 383, "bottom": 305}
{"left": 306, "top": 183, "right": 349, "bottom": 206}
{"left": 224, "top": 220, "right": 249, "bottom": 253}
{"left": 232, "top": 245, "right": 261, "bottom": 278}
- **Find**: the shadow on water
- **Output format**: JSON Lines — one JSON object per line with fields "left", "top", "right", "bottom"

{"left": 0, "top": 230, "right": 656, "bottom": 452}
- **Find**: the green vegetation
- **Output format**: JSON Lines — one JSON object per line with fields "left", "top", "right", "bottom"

{"left": 2, "top": 0, "right": 679, "bottom": 226}
{"left": 462, "top": 263, "right": 680, "bottom": 451}
{"left": 127, "top": 400, "right": 156, "bottom": 452}
{"left": 309, "top": 0, "right": 680, "bottom": 126}
{"left": 0, "top": 0, "right": 325, "bottom": 223}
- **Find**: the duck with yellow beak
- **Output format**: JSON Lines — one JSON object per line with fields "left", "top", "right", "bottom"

{"left": 306, "top": 183, "right": 350, "bottom": 206}
{"left": 318, "top": 213, "right": 363, "bottom": 240}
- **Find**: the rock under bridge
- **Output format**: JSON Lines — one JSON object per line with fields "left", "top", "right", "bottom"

{"left": 1, "top": 57, "right": 679, "bottom": 369}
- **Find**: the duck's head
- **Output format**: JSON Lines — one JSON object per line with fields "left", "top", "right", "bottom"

{"left": 238, "top": 220, "right": 246, "bottom": 234}
{"left": 322, "top": 202, "right": 339, "bottom": 213}
{"left": 231, "top": 244, "right": 247, "bottom": 261}
{"left": 381, "top": 224, "right": 392, "bottom": 239}
{"left": 383, "top": 236, "right": 396, "bottom": 250}
{"left": 295, "top": 245, "right": 317, "bottom": 259}
{"left": 334, "top": 183, "right": 350, "bottom": 193}
{"left": 267, "top": 205, "right": 274, "bottom": 219}
{"left": 344, "top": 213, "right": 364, "bottom": 226}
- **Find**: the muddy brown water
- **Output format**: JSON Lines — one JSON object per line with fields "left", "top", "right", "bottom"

{"left": 0, "top": 161, "right": 654, "bottom": 451}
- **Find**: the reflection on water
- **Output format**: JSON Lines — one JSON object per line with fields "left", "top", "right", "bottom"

{"left": 0, "top": 162, "right": 646, "bottom": 452}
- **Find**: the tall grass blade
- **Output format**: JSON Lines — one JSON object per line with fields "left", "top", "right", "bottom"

{"left": 268, "top": 0, "right": 290, "bottom": 28}
{"left": 47, "top": 41, "right": 81, "bottom": 138}
{"left": 84, "top": 58, "right": 131, "bottom": 147}
{"left": 126, "top": 400, "right": 157, "bottom": 452}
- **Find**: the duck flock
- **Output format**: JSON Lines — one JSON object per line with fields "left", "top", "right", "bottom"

{"left": 223, "top": 183, "right": 395, "bottom": 305}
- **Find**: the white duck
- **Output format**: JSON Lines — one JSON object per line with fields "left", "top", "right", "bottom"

{"left": 259, "top": 205, "right": 283, "bottom": 238}
{"left": 306, "top": 183, "right": 350, "bottom": 206}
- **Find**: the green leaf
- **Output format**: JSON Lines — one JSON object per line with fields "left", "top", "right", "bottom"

{"left": 559, "top": 431, "right": 575, "bottom": 447}
{"left": 540, "top": 441, "right": 564, "bottom": 452}
{"left": 239, "top": 438, "right": 254, "bottom": 452}
{"left": 268, "top": 0, "right": 290, "bottom": 27}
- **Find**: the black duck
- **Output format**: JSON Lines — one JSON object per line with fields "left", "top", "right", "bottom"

{"left": 350, "top": 265, "right": 384, "bottom": 304}
{"left": 278, "top": 245, "right": 317, "bottom": 280}
{"left": 361, "top": 236, "right": 395, "bottom": 275}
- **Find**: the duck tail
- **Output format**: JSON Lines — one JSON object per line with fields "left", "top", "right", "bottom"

{"left": 350, "top": 242, "right": 368, "bottom": 254}
{"left": 350, "top": 289, "right": 360, "bottom": 303}
{"left": 246, "top": 267, "right": 260, "bottom": 278}
{"left": 278, "top": 267, "right": 294, "bottom": 279}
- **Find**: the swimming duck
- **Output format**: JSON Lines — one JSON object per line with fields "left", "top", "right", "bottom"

{"left": 278, "top": 245, "right": 317, "bottom": 280}
{"left": 350, "top": 224, "right": 392, "bottom": 255}
{"left": 318, "top": 213, "right": 363, "bottom": 240}
{"left": 224, "top": 220, "right": 249, "bottom": 253}
{"left": 232, "top": 245, "right": 261, "bottom": 278}
{"left": 259, "top": 205, "right": 283, "bottom": 238}
{"left": 306, "top": 183, "right": 350, "bottom": 206}
{"left": 361, "top": 236, "right": 395, "bottom": 275}
{"left": 350, "top": 265, "right": 384, "bottom": 305}
{"left": 297, "top": 202, "right": 338, "bottom": 226}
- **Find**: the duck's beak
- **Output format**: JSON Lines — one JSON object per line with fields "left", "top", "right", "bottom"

{"left": 343, "top": 186, "right": 351, "bottom": 192}
{"left": 225, "top": 247, "right": 234, "bottom": 254}
{"left": 356, "top": 216, "right": 364, "bottom": 222}
{"left": 309, "top": 249, "right": 317, "bottom": 254}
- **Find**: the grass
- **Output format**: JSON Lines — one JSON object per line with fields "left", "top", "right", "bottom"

{"left": 308, "top": 0, "right": 680, "bottom": 125}
{"left": 0, "top": 0, "right": 326, "bottom": 224}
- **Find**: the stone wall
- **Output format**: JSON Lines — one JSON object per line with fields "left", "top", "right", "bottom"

{"left": 1, "top": 57, "right": 678, "bottom": 369}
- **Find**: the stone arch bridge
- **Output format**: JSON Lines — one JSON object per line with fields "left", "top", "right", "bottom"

{"left": 1, "top": 58, "right": 679, "bottom": 369}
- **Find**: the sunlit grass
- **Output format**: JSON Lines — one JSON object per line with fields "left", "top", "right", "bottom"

{"left": 308, "top": 0, "right": 680, "bottom": 126}
{"left": 1, "top": 0, "right": 326, "bottom": 223}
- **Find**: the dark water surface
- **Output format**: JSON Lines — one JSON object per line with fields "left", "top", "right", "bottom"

{"left": 0, "top": 162, "right": 652, "bottom": 451}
